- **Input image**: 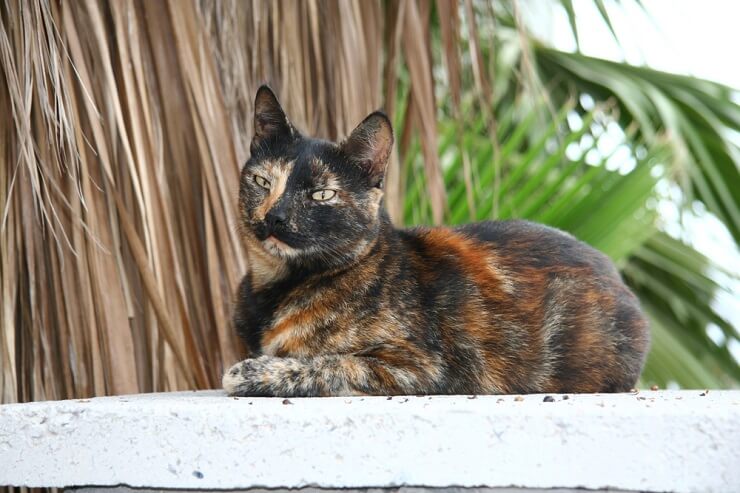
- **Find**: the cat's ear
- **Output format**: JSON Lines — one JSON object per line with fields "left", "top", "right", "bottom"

{"left": 341, "top": 112, "right": 394, "bottom": 188}
{"left": 251, "top": 85, "right": 297, "bottom": 152}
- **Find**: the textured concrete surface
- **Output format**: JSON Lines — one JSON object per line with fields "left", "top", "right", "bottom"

{"left": 1, "top": 390, "right": 739, "bottom": 492}
{"left": 74, "top": 488, "right": 636, "bottom": 493}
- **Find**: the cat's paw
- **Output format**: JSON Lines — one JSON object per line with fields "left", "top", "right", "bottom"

{"left": 222, "top": 360, "right": 247, "bottom": 395}
{"left": 222, "top": 356, "right": 276, "bottom": 397}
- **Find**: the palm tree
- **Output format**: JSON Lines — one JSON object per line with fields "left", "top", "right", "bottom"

{"left": 418, "top": 1, "right": 740, "bottom": 388}
{"left": 1, "top": 0, "right": 736, "bottom": 403}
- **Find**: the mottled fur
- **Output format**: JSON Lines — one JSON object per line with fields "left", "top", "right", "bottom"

{"left": 223, "top": 86, "right": 650, "bottom": 397}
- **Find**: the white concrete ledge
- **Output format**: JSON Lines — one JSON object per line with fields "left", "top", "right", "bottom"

{"left": 1, "top": 390, "right": 739, "bottom": 492}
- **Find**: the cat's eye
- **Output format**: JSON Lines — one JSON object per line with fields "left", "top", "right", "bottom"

{"left": 253, "top": 174, "right": 271, "bottom": 189}
{"left": 311, "top": 189, "right": 336, "bottom": 201}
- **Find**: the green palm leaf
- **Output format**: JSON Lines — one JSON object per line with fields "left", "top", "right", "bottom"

{"left": 532, "top": 48, "right": 740, "bottom": 245}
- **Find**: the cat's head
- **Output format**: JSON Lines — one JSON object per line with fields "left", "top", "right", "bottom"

{"left": 239, "top": 85, "right": 393, "bottom": 269}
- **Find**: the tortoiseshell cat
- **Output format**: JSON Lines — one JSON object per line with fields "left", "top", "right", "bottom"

{"left": 222, "top": 86, "right": 650, "bottom": 397}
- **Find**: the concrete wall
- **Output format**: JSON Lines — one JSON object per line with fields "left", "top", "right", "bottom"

{"left": 1, "top": 390, "right": 739, "bottom": 492}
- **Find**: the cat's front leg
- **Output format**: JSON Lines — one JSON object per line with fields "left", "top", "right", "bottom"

{"left": 222, "top": 355, "right": 364, "bottom": 397}
{"left": 222, "top": 353, "right": 428, "bottom": 397}
{"left": 224, "top": 355, "right": 359, "bottom": 397}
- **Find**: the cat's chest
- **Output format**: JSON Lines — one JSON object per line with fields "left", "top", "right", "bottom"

{"left": 246, "top": 282, "right": 338, "bottom": 357}
{"left": 259, "top": 304, "right": 322, "bottom": 356}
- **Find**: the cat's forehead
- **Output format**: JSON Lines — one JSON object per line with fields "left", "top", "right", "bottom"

{"left": 256, "top": 138, "right": 344, "bottom": 182}
{"left": 256, "top": 156, "right": 336, "bottom": 182}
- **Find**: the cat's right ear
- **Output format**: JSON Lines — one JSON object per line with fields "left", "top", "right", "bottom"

{"left": 251, "top": 85, "right": 297, "bottom": 153}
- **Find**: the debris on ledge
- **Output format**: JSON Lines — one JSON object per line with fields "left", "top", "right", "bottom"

{"left": 1, "top": 390, "right": 738, "bottom": 492}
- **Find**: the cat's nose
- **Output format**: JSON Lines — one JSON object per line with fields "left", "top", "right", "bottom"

{"left": 265, "top": 207, "right": 287, "bottom": 229}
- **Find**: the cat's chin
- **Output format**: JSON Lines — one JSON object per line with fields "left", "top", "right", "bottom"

{"left": 262, "top": 235, "right": 301, "bottom": 258}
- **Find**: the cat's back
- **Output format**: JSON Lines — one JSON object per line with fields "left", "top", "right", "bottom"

{"left": 455, "top": 219, "right": 617, "bottom": 273}
{"left": 401, "top": 219, "right": 617, "bottom": 277}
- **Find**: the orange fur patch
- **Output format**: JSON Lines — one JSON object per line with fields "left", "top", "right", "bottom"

{"left": 255, "top": 160, "right": 293, "bottom": 219}
{"left": 421, "top": 229, "right": 512, "bottom": 302}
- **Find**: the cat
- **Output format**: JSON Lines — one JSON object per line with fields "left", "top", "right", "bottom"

{"left": 222, "top": 85, "right": 650, "bottom": 397}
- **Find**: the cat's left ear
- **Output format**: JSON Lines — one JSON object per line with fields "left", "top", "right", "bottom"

{"left": 251, "top": 85, "right": 297, "bottom": 153}
{"left": 341, "top": 112, "right": 394, "bottom": 188}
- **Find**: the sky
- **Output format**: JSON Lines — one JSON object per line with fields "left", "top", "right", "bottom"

{"left": 547, "top": 0, "right": 740, "bottom": 90}
{"left": 523, "top": 0, "right": 740, "bottom": 357}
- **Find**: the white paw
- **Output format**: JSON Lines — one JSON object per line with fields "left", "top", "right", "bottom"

{"left": 222, "top": 361, "right": 245, "bottom": 394}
